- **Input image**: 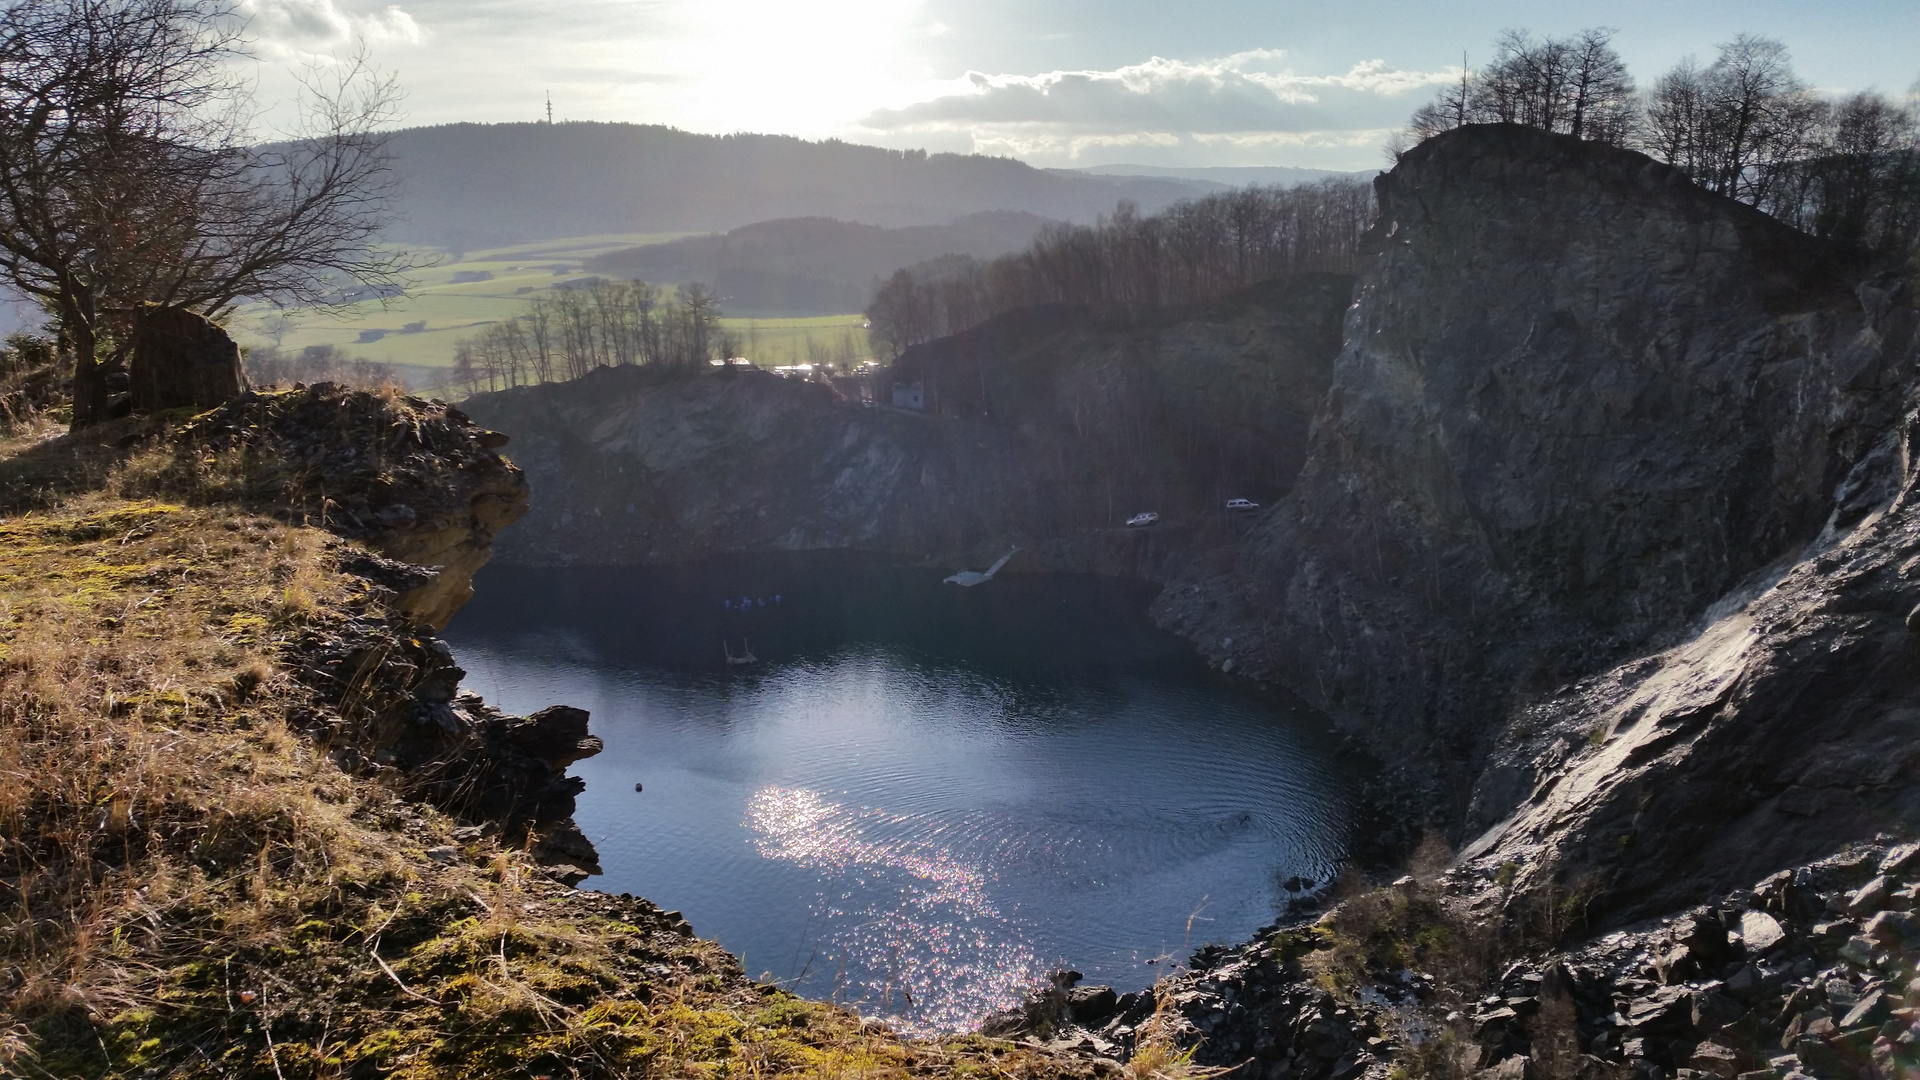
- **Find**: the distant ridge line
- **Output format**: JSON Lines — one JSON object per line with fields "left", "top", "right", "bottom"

{"left": 378, "top": 122, "right": 1222, "bottom": 249}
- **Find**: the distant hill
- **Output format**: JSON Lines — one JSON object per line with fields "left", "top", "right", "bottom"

{"left": 585, "top": 212, "right": 1054, "bottom": 316}
{"left": 382, "top": 123, "right": 1212, "bottom": 251}
{"left": 1071, "top": 163, "right": 1371, "bottom": 186}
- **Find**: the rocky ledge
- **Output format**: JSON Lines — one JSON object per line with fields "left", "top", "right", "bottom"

{"left": 176, "top": 382, "right": 529, "bottom": 628}
{"left": 171, "top": 384, "right": 602, "bottom": 870}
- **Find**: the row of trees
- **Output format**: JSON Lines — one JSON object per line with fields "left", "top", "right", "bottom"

{"left": 242, "top": 343, "right": 397, "bottom": 392}
{"left": 0, "top": 0, "right": 412, "bottom": 428}
{"left": 448, "top": 279, "right": 736, "bottom": 394}
{"left": 1407, "top": 29, "right": 1920, "bottom": 256}
{"left": 866, "top": 177, "right": 1376, "bottom": 359}
{"left": 1410, "top": 29, "right": 1639, "bottom": 146}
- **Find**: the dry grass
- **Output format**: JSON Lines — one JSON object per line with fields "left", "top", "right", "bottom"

{"left": 0, "top": 416, "right": 1107, "bottom": 1079}
{"left": 1118, "top": 985, "right": 1218, "bottom": 1080}
{"left": 1279, "top": 840, "right": 1607, "bottom": 1080}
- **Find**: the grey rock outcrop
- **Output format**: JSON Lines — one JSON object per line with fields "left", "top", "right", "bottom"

{"left": 1155, "top": 125, "right": 1906, "bottom": 828}
{"left": 1023, "top": 841, "right": 1917, "bottom": 1080}
{"left": 169, "top": 384, "right": 597, "bottom": 868}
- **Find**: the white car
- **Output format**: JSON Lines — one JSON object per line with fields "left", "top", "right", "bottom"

{"left": 1125, "top": 512, "right": 1160, "bottom": 527}
{"left": 1225, "top": 498, "right": 1260, "bottom": 511}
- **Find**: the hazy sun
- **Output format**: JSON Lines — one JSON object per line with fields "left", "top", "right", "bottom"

{"left": 649, "top": 0, "right": 937, "bottom": 134}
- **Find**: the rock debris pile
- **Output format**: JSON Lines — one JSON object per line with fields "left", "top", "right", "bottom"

{"left": 1027, "top": 842, "right": 1918, "bottom": 1080}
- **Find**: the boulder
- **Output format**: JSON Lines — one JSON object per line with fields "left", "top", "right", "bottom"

{"left": 1740, "top": 911, "right": 1788, "bottom": 955}
{"left": 1879, "top": 842, "right": 1920, "bottom": 879}
{"left": 1678, "top": 913, "right": 1737, "bottom": 965}
{"left": 1840, "top": 990, "right": 1891, "bottom": 1031}
{"left": 129, "top": 305, "right": 248, "bottom": 413}
{"left": 1068, "top": 985, "right": 1121, "bottom": 1025}
{"left": 1659, "top": 944, "right": 1704, "bottom": 985}
{"left": 1862, "top": 909, "right": 1918, "bottom": 947}
{"left": 1691, "top": 990, "right": 1746, "bottom": 1034}
{"left": 1476, "top": 1055, "right": 1532, "bottom": 1080}
{"left": 1687, "top": 1041, "right": 1742, "bottom": 1078}
{"left": 1845, "top": 876, "right": 1891, "bottom": 918}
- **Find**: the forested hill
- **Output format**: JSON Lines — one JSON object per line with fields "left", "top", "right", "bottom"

{"left": 382, "top": 122, "right": 1211, "bottom": 249}
{"left": 584, "top": 212, "right": 1053, "bottom": 315}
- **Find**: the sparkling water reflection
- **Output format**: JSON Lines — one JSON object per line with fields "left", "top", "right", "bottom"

{"left": 746, "top": 786, "right": 1041, "bottom": 1029}
{"left": 444, "top": 555, "right": 1362, "bottom": 1033}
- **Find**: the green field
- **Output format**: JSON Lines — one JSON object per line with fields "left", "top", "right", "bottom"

{"left": 231, "top": 232, "right": 873, "bottom": 373}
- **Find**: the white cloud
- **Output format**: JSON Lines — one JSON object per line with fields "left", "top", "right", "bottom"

{"left": 867, "top": 50, "right": 1455, "bottom": 132}
{"left": 240, "top": 0, "right": 424, "bottom": 54}
{"left": 856, "top": 49, "right": 1455, "bottom": 167}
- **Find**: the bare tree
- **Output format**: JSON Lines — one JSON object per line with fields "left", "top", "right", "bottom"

{"left": 1476, "top": 30, "right": 1575, "bottom": 131}
{"left": 0, "top": 0, "right": 415, "bottom": 428}
{"left": 1405, "top": 52, "right": 1475, "bottom": 145}
{"left": 1766, "top": 92, "right": 1920, "bottom": 254}
{"left": 1645, "top": 57, "right": 1711, "bottom": 172}
{"left": 1399, "top": 29, "right": 1635, "bottom": 154}
{"left": 1565, "top": 28, "right": 1637, "bottom": 143}
{"left": 1698, "top": 35, "right": 1823, "bottom": 203}
{"left": 448, "top": 277, "right": 737, "bottom": 389}
{"left": 1645, "top": 35, "right": 1824, "bottom": 204}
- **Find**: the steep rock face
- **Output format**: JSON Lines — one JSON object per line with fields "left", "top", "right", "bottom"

{"left": 1155, "top": 125, "right": 1905, "bottom": 821}
{"left": 1476, "top": 336, "right": 1920, "bottom": 923}
{"left": 462, "top": 274, "right": 1350, "bottom": 576}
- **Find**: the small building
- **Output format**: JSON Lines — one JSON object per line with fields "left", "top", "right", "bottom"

{"left": 891, "top": 382, "right": 926, "bottom": 410}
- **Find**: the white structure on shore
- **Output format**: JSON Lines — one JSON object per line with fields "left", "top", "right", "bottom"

{"left": 944, "top": 547, "right": 1018, "bottom": 587}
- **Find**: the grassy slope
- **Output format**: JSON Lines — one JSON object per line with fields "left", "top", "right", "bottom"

{"left": 0, "top": 408, "right": 1106, "bottom": 1080}
{"left": 231, "top": 235, "right": 870, "bottom": 373}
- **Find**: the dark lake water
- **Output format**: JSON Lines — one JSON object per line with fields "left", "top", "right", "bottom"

{"left": 444, "top": 554, "right": 1362, "bottom": 1033}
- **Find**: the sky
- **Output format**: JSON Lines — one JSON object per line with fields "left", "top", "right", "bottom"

{"left": 238, "top": 0, "right": 1920, "bottom": 172}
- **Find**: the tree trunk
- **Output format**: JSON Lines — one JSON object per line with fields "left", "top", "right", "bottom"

{"left": 67, "top": 298, "right": 107, "bottom": 431}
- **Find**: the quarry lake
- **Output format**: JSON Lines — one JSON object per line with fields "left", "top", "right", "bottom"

{"left": 445, "top": 554, "right": 1363, "bottom": 1032}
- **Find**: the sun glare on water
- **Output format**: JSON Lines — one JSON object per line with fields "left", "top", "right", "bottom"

{"left": 745, "top": 786, "right": 1045, "bottom": 1032}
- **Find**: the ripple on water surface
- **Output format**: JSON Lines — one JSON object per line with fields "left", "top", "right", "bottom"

{"left": 444, "top": 555, "right": 1361, "bottom": 1034}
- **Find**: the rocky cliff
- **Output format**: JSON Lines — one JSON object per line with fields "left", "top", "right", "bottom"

{"left": 461, "top": 272, "right": 1350, "bottom": 577}
{"left": 1154, "top": 125, "right": 1910, "bottom": 846}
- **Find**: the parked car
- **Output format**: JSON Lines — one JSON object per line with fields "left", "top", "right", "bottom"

{"left": 1125, "top": 511, "right": 1160, "bottom": 527}
{"left": 1225, "top": 498, "right": 1260, "bottom": 511}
